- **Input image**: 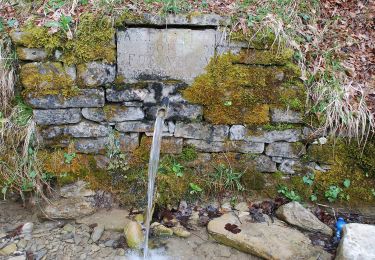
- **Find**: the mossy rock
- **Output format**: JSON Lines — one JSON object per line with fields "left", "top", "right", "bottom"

{"left": 20, "top": 62, "right": 76, "bottom": 95}
{"left": 236, "top": 48, "right": 294, "bottom": 65}
{"left": 183, "top": 52, "right": 303, "bottom": 125}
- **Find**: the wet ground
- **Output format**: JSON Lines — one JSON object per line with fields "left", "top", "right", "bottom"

{"left": 0, "top": 201, "right": 257, "bottom": 260}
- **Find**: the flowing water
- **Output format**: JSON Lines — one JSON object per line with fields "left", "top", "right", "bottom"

{"left": 144, "top": 99, "right": 169, "bottom": 259}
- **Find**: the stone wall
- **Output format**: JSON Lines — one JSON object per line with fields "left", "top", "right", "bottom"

{"left": 10, "top": 14, "right": 310, "bottom": 174}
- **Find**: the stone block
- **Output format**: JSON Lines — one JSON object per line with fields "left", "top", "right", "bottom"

{"left": 161, "top": 137, "right": 183, "bottom": 154}
{"left": 336, "top": 223, "right": 375, "bottom": 260}
{"left": 120, "top": 13, "right": 228, "bottom": 27}
{"left": 265, "top": 142, "right": 306, "bottom": 158}
{"left": 270, "top": 108, "right": 303, "bottom": 123}
{"left": 254, "top": 155, "right": 277, "bottom": 172}
{"left": 278, "top": 159, "right": 305, "bottom": 174}
{"left": 115, "top": 121, "right": 168, "bottom": 133}
{"left": 117, "top": 28, "right": 216, "bottom": 83}
{"left": 103, "top": 105, "right": 144, "bottom": 122}
{"left": 26, "top": 89, "right": 105, "bottom": 109}
{"left": 20, "top": 62, "right": 76, "bottom": 91}
{"left": 184, "top": 139, "right": 226, "bottom": 153}
{"left": 82, "top": 107, "right": 106, "bottom": 122}
{"left": 174, "top": 122, "right": 211, "bottom": 140}
{"left": 229, "top": 125, "right": 246, "bottom": 140}
{"left": 245, "top": 128, "right": 302, "bottom": 143}
{"left": 106, "top": 87, "right": 150, "bottom": 102}
{"left": 67, "top": 121, "right": 110, "bottom": 138}
{"left": 145, "top": 103, "right": 203, "bottom": 121}
{"left": 119, "top": 133, "right": 140, "bottom": 152}
{"left": 74, "top": 137, "right": 109, "bottom": 154}
{"left": 33, "top": 109, "right": 81, "bottom": 125}
{"left": 16, "top": 47, "right": 47, "bottom": 61}
{"left": 230, "top": 141, "right": 265, "bottom": 154}
{"left": 77, "top": 62, "right": 116, "bottom": 87}
{"left": 123, "top": 101, "right": 143, "bottom": 107}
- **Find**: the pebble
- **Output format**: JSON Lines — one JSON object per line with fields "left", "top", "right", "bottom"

{"left": 63, "top": 223, "right": 75, "bottom": 233}
{"left": 91, "top": 224, "right": 104, "bottom": 243}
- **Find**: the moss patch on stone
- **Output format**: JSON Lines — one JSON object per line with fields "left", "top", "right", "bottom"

{"left": 15, "top": 14, "right": 115, "bottom": 65}
{"left": 20, "top": 62, "right": 79, "bottom": 96}
{"left": 183, "top": 52, "right": 303, "bottom": 125}
{"left": 62, "top": 14, "right": 115, "bottom": 65}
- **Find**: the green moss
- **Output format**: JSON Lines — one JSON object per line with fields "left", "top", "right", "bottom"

{"left": 20, "top": 62, "right": 79, "bottom": 96}
{"left": 262, "top": 123, "right": 299, "bottom": 131}
{"left": 15, "top": 14, "right": 115, "bottom": 65}
{"left": 236, "top": 48, "right": 294, "bottom": 65}
{"left": 294, "top": 138, "right": 375, "bottom": 203}
{"left": 183, "top": 52, "right": 303, "bottom": 125}
{"left": 62, "top": 14, "right": 115, "bottom": 65}
{"left": 241, "top": 169, "right": 266, "bottom": 191}
{"left": 14, "top": 23, "right": 63, "bottom": 54}
{"left": 115, "top": 11, "right": 148, "bottom": 27}
{"left": 178, "top": 145, "right": 198, "bottom": 162}
{"left": 230, "top": 29, "right": 280, "bottom": 49}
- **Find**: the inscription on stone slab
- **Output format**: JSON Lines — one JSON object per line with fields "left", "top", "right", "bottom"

{"left": 117, "top": 28, "right": 217, "bottom": 83}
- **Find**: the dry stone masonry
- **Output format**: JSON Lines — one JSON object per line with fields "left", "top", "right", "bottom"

{"left": 12, "top": 14, "right": 313, "bottom": 174}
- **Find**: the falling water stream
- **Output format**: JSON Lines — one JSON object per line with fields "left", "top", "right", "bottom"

{"left": 143, "top": 98, "right": 169, "bottom": 259}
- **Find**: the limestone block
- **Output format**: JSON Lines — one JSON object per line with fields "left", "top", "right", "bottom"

{"left": 77, "top": 62, "right": 116, "bottom": 87}
{"left": 270, "top": 108, "right": 303, "bottom": 123}
{"left": 20, "top": 62, "right": 76, "bottom": 91}
{"left": 16, "top": 47, "right": 47, "bottom": 61}
{"left": 265, "top": 142, "right": 306, "bottom": 158}
{"left": 74, "top": 137, "right": 109, "bottom": 154}
{"left": 119, "top": 133, "right": 139, "bottom": 152}
{"left": 145, "top": 103, "right": 203, "bottom": 121}
{"left": 115, "top": 121, "right": 168, "bottom": 133}
{"left": 229, "top": 125, "right": 246, "bottom": 140}
{"left": 117, "top": 28, "right": 217, "bottom": 83}
{"left": 66, "top": 121, "right": 110, "bottom": 138}
{"left": 33, "top": 109, "right": 81, "bottom": 125}
{"left": 336, "top": 223, "right": 375, "bottom": 260}
{"left": 26, "top": 89, "right": 105, "bottom": 109}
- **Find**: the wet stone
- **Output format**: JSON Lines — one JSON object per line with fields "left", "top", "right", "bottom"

{"left": 115, "top": 121, "right": 168, "bottom": 133}
{"left": 174, "top": 122, "right": 228, "bottom": 141}
{"left": 145, "top": 103, "right": 203, "bottom": 121}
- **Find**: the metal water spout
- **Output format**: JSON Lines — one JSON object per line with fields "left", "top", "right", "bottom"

{"left": 143, "top": 97, "right": 169, "bottom": 259}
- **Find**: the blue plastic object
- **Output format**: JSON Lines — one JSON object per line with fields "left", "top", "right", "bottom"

{"left": 335, "top": 217, "right": 346, "bottom": 239}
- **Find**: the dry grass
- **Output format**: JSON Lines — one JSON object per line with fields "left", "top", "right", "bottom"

{"left": 0, "top": 32, "right": 50, "bottom": 203}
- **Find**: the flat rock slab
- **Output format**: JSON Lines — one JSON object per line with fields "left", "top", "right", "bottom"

{"left": 207, "top": 213, "right": 331, "bottom": 260}
{"left": 41, "top": 197, "right": 96, "bottom": 220}
{"left": 117, "top": 28, "right": 217, "bottom": 83}
{"left": 336, "top": 223, "right": 375, "bottom": 260}
{"left": 76, "top": 208, "right": 131, "bottom": 232}
{"left": 276, "top": 201, "right": 332, "bottom": 235}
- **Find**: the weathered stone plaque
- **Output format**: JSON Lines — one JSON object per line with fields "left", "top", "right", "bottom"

{"left": 117, "top": 28, "right": 217, "bottom": 83}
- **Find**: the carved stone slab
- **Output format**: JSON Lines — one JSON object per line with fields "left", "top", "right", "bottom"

{"left": 117, "top": 28, "right": 217, "bottom": 83}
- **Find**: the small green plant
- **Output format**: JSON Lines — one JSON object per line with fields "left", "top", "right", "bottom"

{"left": 302, "top": 173, "right": 315, "bottom": 186}
{"left": 63, "top": 152, "right": 76, "bottom": 164}
{"left": 278, "top": 185, "right": 301, "bottom": 202}
{"left": 371, "top": 189, "right": 375, "bottom": 197}
{"left": 189, "top": 183, "right": 203, "bottom": 195}
{"left": 211, "top": 164, "right": 244, "bottom": 192}
{"left": 310, "top": 194, "right": 317, "bottom": 202}
{"left": 45, "top": 14, "right": 72, "bottom": 32}
{"left": 343, "top": 179, "right": 351, "bottom": 188}
{"left": 172, "top": 162, "right": 183, "bottom": 177}
{"left": 324, "top": 185, "right": 343, "bottom": 202}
